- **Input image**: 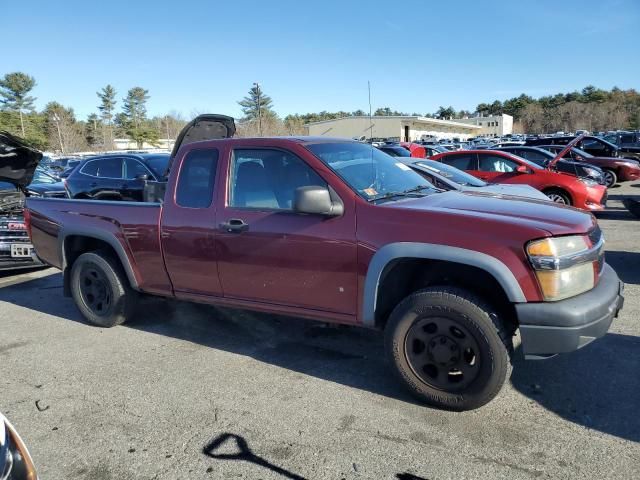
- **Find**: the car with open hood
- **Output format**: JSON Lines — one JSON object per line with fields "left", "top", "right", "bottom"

{"left": 21, "top": 115, "right": 624, "bottom": 411}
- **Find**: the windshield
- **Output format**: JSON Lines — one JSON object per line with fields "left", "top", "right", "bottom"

{"left": 380, "top": 146, "right": 411, "bottom": 157}
{"left": 142, "top": 154, "right": 170, "bottom": 178}
{"left": 306, "top": 142, "right": 436, "bottom": 201}
{"left": 32, "top": 168, "right": 58, "bottom": 184}
{"left": 415, "top": 160, "right": 486, "bottom": 187}
{"left": 571, "top": 147, "right": 593, "bottom": 158}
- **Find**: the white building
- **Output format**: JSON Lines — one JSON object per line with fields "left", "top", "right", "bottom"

{"left": 304, "top": 116, "right": 481, "bottom": 142}
{"left": 113, "top": 138, "right": 175, "bottom": 151}
{"left": 452, "top": 114, "right": 513, "bottom": 137}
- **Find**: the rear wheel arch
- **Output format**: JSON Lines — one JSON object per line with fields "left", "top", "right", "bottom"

{"left": 363, "top": 243, "right": 525, "bottom": 330}
{"left": 60, "top": 230, "right": 139, "bottom": 295}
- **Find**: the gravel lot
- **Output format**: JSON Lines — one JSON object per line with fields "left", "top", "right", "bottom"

{"left": 1, "top": 184, "right": 639, "bottom": 480}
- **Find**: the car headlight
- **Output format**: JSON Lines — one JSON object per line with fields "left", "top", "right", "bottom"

{"left": 526, "top": 234, "right": 603, "bottom": 301}
{"left": 0, "top": 416, "right": 38, "bottom": 480}
{"left": 579, "top": 177, "right": 599, "bottom": 187}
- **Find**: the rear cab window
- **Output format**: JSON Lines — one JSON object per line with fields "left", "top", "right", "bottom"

{"left": 175, "top": 149, "right": 219, "bottom": 208}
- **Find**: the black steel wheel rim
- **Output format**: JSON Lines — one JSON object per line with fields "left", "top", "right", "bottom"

{"left": 79, "top": 264, "right": 112, "bottom": 316}
{"left": 404, "top": 316, "right": 481, "bottom": 391}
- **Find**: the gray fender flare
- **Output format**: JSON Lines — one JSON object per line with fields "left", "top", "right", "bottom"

{"left": 362, "top": 242, "right": 527, "bottom": 327}
{"left": 59, "top": 226, "right": 140, "bottom": 291}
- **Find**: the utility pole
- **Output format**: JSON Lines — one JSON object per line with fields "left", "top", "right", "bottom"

{"left": 53, "top": 113, "right": 65, "bottom": 154}
{"left": 253, "top": 82, "right": 262, "bottom": 136}
{"left": 165, "top": 115, "right": 171, "bottom": 150}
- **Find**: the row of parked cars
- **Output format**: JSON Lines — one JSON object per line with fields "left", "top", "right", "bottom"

{"left": 380, "top": 135, "right": 640, "bottom": 211}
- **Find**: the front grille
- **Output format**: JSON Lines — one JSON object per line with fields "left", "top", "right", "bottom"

{"left": 0, "top": 231, "right": 29, "bottom": 241}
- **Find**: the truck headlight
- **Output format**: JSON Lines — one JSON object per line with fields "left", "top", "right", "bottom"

{"left": 526, "top": 235, "right": 602, "bottom": 301}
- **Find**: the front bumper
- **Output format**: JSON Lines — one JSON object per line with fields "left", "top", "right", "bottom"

{"left": 516, "top": 263, "right": 624, "bottom": 359}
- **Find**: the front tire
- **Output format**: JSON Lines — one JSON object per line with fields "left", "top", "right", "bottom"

{"left": 603, "top": 169, "right": 617, "bottom": 188}
{"left": 70, "top": 251, "right": 138, "bottom": 327}
{"left": 544, "top": 189, "right": 571, "bottom": 205}
{"left": 385, "top": 287, "right": 512, "bottom": 411}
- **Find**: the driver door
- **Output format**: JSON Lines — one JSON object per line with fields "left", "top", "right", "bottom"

{"left": 215, "top": 147, "right": 358, "bottom": 316}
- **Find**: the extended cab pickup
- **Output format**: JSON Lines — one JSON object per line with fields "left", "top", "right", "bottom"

{"left": 6, "top": 116, "right": 625, "bottom": 410}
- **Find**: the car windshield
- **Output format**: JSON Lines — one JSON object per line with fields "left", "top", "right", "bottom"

{"left": 415, "top": 160, "right": 486, "bottom": 187}
{"left": 32, "top": 168, "right": 58, "bottom": 184}
{"left": 381, "top": 147, "right": 411, "bottom": 157}
{"left": 142, "top": 154, "right": 170, "bottom": 178}
{"left": 571, "top": 147, "right": 593, "bottom": 158}
{"left": 305, "top": 142, "right": 437, "bottom": 201}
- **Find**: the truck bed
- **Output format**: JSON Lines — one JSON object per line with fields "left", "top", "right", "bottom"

{"left": 26, "top": 197, "right": 173, "bottom": 295}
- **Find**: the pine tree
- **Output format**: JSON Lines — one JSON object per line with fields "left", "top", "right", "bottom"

{"left": 0, "top": 72, "right": 37, "bottom": 137}
{"left": 238, "top": 84, "right": 275, "bottom": 121}
{"left": 97, "top": 84, "right": 117, "bottom": 148}
{"left": 122, "top": 87, "right": 157, "bottom": 148}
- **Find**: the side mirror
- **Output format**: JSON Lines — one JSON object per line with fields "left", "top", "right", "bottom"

{"left": 135, "top": 173, "right": 149, "bottom": 181}
{"left": 293, "top": 186, "right": 343, "bottom": 217}
{"left": 516, "top": 165, "right": 530, "bottom": 174}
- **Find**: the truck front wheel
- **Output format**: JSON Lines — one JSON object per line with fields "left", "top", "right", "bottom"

{"left": 70, "top": 251, "right": 138, "bottom": 327}
{"left": 385, "top": 287, "right": 512, "bottom": 411}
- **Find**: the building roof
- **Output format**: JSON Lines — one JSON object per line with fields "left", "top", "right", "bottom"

{"left": 304, "top": 115, "right": 481, "bottom": 130}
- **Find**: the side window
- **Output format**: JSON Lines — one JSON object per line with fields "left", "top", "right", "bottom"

{"left": 80, "top": 160, "right": 99, "bottom": 176}
{"left": 95, "top": 157, "right": 123, "bottom": 178}
{"left": 440, "top": 153, "right": 475, "bottom": 170}
{"left": 522, "top": 151, "right": 548, "bottom": 165}
{"left": 125, "top": 158, "right": 152, "bottom": 180}
{"left": 176, "top": 149, "right": 219, "bottom": 208}
{"left": 478, "top": 154, "right": 518, "bottom": 172}
{"left": 620, "top": 134, "right": 634, "bottom": 144}
{"left": 230, "top": 149, "right": 326, "bottom": 210}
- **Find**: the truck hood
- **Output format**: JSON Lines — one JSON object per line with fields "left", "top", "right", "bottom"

{"left": 170, "top": 114, "right": 236, "bottom": 158}
{"left": 0, "top": 131, "right": 43, "bottom": 189}
{"left": 383, "top": 190, "right": 595, "bottom": 236}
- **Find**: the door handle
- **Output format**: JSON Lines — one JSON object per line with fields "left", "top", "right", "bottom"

{"left": 220, "top": 218, "right": 249, "bottom": 233}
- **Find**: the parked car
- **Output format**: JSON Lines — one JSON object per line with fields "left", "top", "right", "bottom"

{"left": 377, "top": 145, "right": 411, "bottom": 157}
{"left": 535, "top": 144, "right": 640, "bottom": 187}
{"left": 526, "top": 134, "right": 640, "bottom": 162}
{"left": 46, "top": 156, "right": 83, "bottom": 172}
{"left": 429, "top": 149, "right": 607, "bottom": 209}
{"left": 0, "top": 132, "right": 46, "bottom": 271}
{"left": 18, "top": 115, "right": 625, "bottom": 411}
{"left": 398, "top": 142, "right": 426, "bottom": 158}
{"left": 0, "top": 412, "right": 39, "bottom": 479}
{"left": 27, "top": 167, "right": 68, "bottom": 197}
{"left": 59, "top": 159, "right": 83, "bottom": 179}
{"left": 496, "top": 146, "right": 606, "bottom": 185}
{"left": 406, "top": 159, "right": 550, "bottom": 200}
{"left": 601, "top": 131, "right": 640, "bottom": 159}
{"left": 65, "top": 153, "right": 170, "bottom": 201}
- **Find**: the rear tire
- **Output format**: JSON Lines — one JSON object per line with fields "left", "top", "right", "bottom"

{"left": 385, "top": 287, "right": 512, "bottom": 411}
{"left": 603, "top": 169, "right": 617, "bottom": 188}
{"left": 70, "top": 251, "right": 138, "bottom": 327}
{"left": 544, "top": 189, "right": 571, "bottom": 205}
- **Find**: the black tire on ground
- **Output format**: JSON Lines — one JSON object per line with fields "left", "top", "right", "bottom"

{"left": 543, "top": 188, "right": 571, "bottom": 205}
{"left": 70, "top": 250, "right": 138, "bottom": 327}
{"left": 385, "top": 287, "right": 513, "bottom": 411}
{"left": 603, "top": 169, "right": 618, "bottom": 188}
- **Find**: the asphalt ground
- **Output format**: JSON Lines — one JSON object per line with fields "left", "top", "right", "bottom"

{"left": 1, "top": 182, "right": 638, "bottom": 479}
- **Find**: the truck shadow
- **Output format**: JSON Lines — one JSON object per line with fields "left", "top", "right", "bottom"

{"left": 605, "top": 250, "right": 640, "bottom": 285}
{"left": 510, "top": 332, "right": 640, "bottom": 443}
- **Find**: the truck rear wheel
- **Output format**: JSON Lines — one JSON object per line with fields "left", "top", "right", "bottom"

{"left": 70, "top": 251, "right": 137, "bottom": 327}
{"left": 385, "top": 287, "right": 512, "bottom": 411}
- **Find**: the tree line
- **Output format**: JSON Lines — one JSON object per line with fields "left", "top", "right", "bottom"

{"left": 2, "top": 71, "right": 639, "bottom": 152}
{"left": 0, "top": 72, "right": 186, "bottom": 152}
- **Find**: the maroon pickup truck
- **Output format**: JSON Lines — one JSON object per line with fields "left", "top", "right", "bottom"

{"left": 6, "top": 116, "right": 626, "bottom": 410}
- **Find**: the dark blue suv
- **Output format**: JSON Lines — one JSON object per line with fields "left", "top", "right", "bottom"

{"left": 65, "top": 153, "right": 169, "bottom": 201}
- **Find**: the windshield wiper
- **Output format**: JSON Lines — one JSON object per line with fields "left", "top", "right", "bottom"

{"left": 367, "top": 185, "right": 432, "bottom": 202}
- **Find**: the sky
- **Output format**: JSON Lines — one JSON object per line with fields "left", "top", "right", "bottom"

{"left": 2, "top": 0, "right": 639, "bottom": 120}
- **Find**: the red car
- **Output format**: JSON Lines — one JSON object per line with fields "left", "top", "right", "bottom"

{"left": 399, "top": 142, "right": 426, "bottom": 158}
{"left": 430, "top": 149, "right": 607, "bottom": 210}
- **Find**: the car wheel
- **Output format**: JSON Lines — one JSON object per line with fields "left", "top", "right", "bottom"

{"left": 70, "top": 251, "right": 138, "bottom": 327}
{"left": 544, "top": 189, "right": 571, "bottom": 205}
{"left": 385, "top": 287, "right": 512, "bottom": 411}
{"left": 603, "top": 169, "right": 617, "bottom": 188}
